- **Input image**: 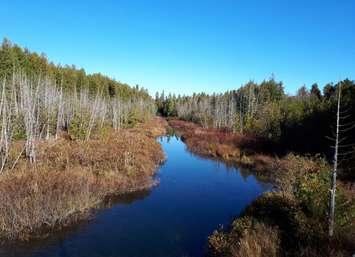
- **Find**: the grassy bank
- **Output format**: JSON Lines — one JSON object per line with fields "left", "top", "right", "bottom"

{"left": 168, "top": 119, "right": 280, "bottom": 178}
{"left": 168, "top": 118, "right": 355, "bottom": 257}
{"left": 208, "top": 172, "right": 355, "bottom": 257}
{"left": 0, "top": 117, "right": 167, "bottom": 241}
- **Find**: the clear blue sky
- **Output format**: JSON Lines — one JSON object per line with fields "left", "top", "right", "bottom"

{"left": 1, "top": 0, "right": 354, "bottom": 95}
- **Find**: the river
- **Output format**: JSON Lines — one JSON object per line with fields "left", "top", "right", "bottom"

{"left": 2, "top": 135, "right": 272, "bottom": 257}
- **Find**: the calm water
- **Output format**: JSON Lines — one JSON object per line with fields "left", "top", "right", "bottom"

{"left": 2, "top": 136, "right": 271, "bottom": 257}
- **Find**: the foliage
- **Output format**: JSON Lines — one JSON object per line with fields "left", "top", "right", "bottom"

{"left": 68, "top": 114, "right": 89, "bottom": 140}
{"left": 295, "top": 168, "right": 355, "bottom": 233}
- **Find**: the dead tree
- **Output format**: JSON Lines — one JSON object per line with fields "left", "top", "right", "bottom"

{"left": 20, "top": 75, "right": 39, "bottom": 163}
{"left": 328, "top": 84, "right": 355, "bottom": 237}
{"left": 0, "top": 72, "right": 156, "bottom": 171}
{"left": 0, "top": 79, "right": 12, "bottom": 172}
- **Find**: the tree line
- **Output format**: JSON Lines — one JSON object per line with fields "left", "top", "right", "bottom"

{"left": 156, "top": 78, "right": 355, "bottom": 181}
{"left": 0, "top": 38, "right": 151, "bottom": 100}
{"left": 0, "top": 39, "right": 156, "bottom": 171}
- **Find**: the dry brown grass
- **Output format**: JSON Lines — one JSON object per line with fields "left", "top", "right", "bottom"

{"left": 0, "top": 167, "right": 99, "bottom": 240}
{"left": 208, "top": 219, "right": 280, "bottom": 257}
{"left": 130, "top": 116, "right": 168, "bottom": 137}
{"left": 0, "top": 118, "right": 166, "bottom": 240}
{"left": 231, "top": 223, "right": 280, "bottom": 257}
{"left": 169, "top": 119, "right": 278, "bottom": 177}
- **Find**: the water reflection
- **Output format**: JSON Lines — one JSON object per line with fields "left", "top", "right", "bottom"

{"left": 1, "top": 189, "right": 154, "bottom": 257}
{"left": 102, "top": 189, "right": 152, "bottom": 208}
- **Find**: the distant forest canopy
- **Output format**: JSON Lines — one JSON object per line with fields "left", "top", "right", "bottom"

{"left": 156, "top": 78, "right": 355, "bottom": 180}
{"left": 0, "top": 38, "right": 151, "bottom": 100}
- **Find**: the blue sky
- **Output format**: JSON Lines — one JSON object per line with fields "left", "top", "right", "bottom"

{"left": 1, "top": 0, "right": 354, "bottom": 95}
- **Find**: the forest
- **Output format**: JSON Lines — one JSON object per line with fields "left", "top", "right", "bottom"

{"left": 156, "top": 78, "right": 355, "bottom": 181}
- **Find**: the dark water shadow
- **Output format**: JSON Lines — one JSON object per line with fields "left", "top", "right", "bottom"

{"left": 0, "top": 189, "right": 153, "bottom": 257}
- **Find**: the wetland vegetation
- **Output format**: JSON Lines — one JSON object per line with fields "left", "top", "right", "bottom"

{"left": 0, "top": 39, "right": 354, "bottom": 257}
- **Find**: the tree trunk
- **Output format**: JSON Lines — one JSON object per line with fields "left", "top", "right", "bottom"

{"left": 329, "top": 85, "right": 341, "bottom": 237}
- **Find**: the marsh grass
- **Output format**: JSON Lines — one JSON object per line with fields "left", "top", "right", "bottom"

{"left": 0, "top": 119, "right": 166, "bottom": 240}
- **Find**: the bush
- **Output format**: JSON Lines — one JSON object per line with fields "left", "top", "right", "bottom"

{"left": 243, "top": 192, "right": 305, "bottom": 250}
{"left": 11, "top": 117, "right": 26, "bottom": 140}
{"left": 294, "top": 167, "right": 355, "bottom": 240}
{"left": 68, "top": 114, "right": 90, "bottom": 140}
{"left": 208, "top": 218, "right": 280, "bottom": 257}
{"left": 231, "top": 222, "right": 280, "bottom": 257}
{"left": 126, "top": 108, "right": 141, "bottom": 128}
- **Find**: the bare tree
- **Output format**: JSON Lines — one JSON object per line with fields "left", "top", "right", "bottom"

{"left": 0, "top": 79, "right": 12, "bottom": 172}
{"left": 328, "top": 84, "right": 355, "bottom": 237}
{"left": 19, "top": 75, "right": 39, "bottom": 163}
{"left": 0, "top": 72, "right": 156, "bottom": 171}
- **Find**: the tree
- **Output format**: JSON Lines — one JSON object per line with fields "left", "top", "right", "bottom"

{"left": 259, "top": 78, "right": 284, "bottom": 102}
{"left": 297, "top": 85, "right": 309, "bottom": 99}
{"left": 323, "top": 83, "right": 336, "bottom": 99}
{"left": 328, "top": 84, "right": 355, "bottom": 237}
{"left": 310, "top": 83, "right": 322, "bottom": 99}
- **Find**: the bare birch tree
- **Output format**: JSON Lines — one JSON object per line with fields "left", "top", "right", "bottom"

{"left": 328, "top": 84, "right": 355, "bottom": 237}
{"left": 0, "top": 79, "right": 12, "bottom": 172}
{"left": 0, "top": 72, "right": 156, "bottom": 170}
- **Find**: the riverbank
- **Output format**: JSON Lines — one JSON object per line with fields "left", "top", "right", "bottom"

{"left": 0, "top": 117, "right": 167, "bottom": 241}
{"left": 169, "top": 119, "right": 285, "bottom": 179}
{"left": 168, "top": 118, "right": 355, "bottom": 257}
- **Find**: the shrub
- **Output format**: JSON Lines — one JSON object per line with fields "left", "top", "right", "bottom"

{"left": 242, "top": 192, "right": 305, "bottom": 250}
{"left": 231, "top": 222, "right": 280, "bottom": 257}
{"left": 208, "top": 218, "right": 280, "bottom": 257}
{"left": 126, "top": 108, "right": 141, "bottom": 128}
{"left": 11, "top": 117, "right": 26, "bottom": 140}
{"left": 295, "top": 167, "right": 355, "bottom": 239}
{"left": 68, "top": 114, "right": 90, "bottom": 140}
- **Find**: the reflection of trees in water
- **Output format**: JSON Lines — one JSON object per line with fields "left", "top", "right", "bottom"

{"left": 238, "top": 167, "right": 273, "bottom": 187}
{"left": 158, "top": 129, "right": 180, "bottom": 144}
{"left": 102, "top": 188, "right": 152, "bottom": 208}
{"left": 163, "top": 133, "right": 273, "bottom": 191}
{"left": 0, "top": 189, "right": 153, "bottom": 257}
{"left": 219, "top": 161, "right": 272, "bottom": 186}
{"left": 180, "top": 140, "right": 273, "bottom": 186}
